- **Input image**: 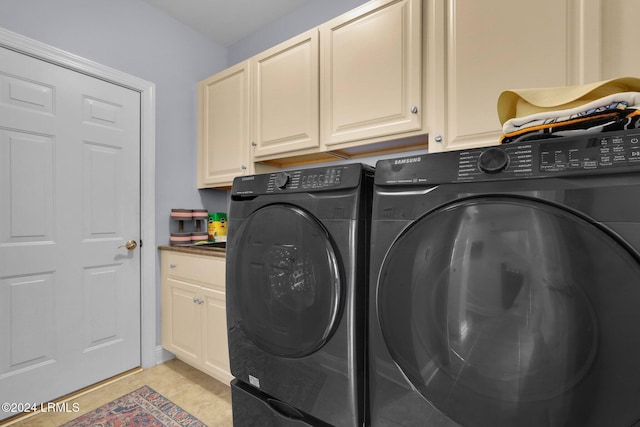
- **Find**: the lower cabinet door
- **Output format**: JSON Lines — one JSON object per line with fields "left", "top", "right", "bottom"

{"left": 202, "top": 286, "right": 233, "bottom": 384}
{"left": 163, "top": 278, "right": 202, "bottom": 365}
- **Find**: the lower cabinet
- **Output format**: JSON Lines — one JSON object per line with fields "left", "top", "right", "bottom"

{"left": 161, "top": 250, "right": 232, "bottom": 385}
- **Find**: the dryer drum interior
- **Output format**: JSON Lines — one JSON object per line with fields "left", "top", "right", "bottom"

{"left": 377, "top": 196, "right": 640, "bottom": 426}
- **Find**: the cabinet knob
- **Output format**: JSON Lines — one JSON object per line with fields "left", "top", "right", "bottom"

{"left": 434, "top": 135, "right": 443, "bottom": 143}
{"left": 411, "top": 105, "right": 419, "bottom": 114}
{"left": 169, "top": 264, "right": 177, "bottom": 269}
{"left": 251, "top": 142, "right": 257, "bottom": 147}
{"left": 241, "top": 165, "right": 247, "bottom": 170}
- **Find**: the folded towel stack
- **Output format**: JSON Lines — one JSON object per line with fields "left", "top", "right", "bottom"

{"left": 497, "top": 77, "right": 640, "bottom": 144}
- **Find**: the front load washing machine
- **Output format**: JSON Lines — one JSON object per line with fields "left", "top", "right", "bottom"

{"left": 369, "top": 129, "right": 640, "bottom": 426}
{"left": 227, "top": 163, "right": 373, "bottom": 427}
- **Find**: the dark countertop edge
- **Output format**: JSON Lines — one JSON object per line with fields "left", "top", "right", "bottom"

{"left": 158, "top": 245, "right": 226, "bottom": 258}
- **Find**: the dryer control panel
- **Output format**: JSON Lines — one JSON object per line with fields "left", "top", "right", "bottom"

{"left": 232, "top": 163, "right": 373, "bottom": 196}
{"left": 375, "top": 130, "right": 640, "bottom": 185}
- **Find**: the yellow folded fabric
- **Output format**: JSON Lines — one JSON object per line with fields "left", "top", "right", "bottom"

{"left": 497, "top": 76, "right": 640, "bottom": 125}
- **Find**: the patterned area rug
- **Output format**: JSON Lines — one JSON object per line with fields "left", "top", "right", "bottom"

{"left": 60, "top": 385, "right": 206, "bottom": 427}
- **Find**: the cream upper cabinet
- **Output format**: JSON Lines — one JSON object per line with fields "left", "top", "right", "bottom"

{"left": 320, "top": 0, "right": 423, "bottom": 149}
{"left": 251, "top": 29, "right": 321, "bottom": 160}
{"left": 198, "top": 61, "right": 252, "bottom": 188}
{"left": 598, "top": 0, "right": 640, "bottom": 80}
{"left": 426, "top": 0, "right": 597, "bottom": 152}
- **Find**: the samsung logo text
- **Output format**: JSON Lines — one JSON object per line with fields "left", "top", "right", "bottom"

{"left": 393, "top": 157, "right": 422, "bottom": 165}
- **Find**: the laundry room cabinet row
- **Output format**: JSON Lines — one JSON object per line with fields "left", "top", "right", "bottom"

{"left": 160, "top": 249, "right": 232, "bottom": 385}
{"left": 198, "top": 0, "right": 426, "bottom": 188}
{"left": 198, "top": 0, "right": 640, "bottom": 188}
{"left": 197, "top": 29, "right": 319, "bottom": 188}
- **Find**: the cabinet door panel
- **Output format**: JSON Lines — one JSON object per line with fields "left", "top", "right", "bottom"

{"left": 198, "top": 62, "right": 250, "bottom": 188}
{"left": 163, "top": 279, "right": 201, "bottom": 363}
{"left": 601, "top": 0, "right": 640, "bottom": 79}
{"left": 252, "top": 29, "right": 320, "bottom": 158}
{"left": 428, "top": 0, "right": 578, "bottom": 152}
{"left": 202, "top": 287, "right": 233, "bottom": 384}
{"left": 321, "top": 0, "right": 422, "bottom": 145}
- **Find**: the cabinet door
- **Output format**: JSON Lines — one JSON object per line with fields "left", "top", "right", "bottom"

{"left": 201, "top": 287, "right": 233, "bottom": 385}
{"left": 252, "top": 29, "right": 320, "bottom": 159}
{"left": 162, "top": 278, "right": 202, "bottom": 365}
{"left": 198, "top": 61, "right": 251, "bottom": 188}
{"left": 427, "top": 0, "right": 588, "bottom": 152}
{"left": 600, "top": 0, "right": 640, "bottom": 79}
{"left": 320, "top": 0, "right": 422, "bottom": 146}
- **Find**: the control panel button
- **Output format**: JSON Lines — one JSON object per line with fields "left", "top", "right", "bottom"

{"left": 274, "top": 172, "right": 290, "bottom": 189}
{"left": 478, "top": 148, "right": 510, "bottom": 174}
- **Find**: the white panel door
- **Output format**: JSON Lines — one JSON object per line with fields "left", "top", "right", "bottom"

{"left": 0, "top": 46, "right": 141, "bottom": 419}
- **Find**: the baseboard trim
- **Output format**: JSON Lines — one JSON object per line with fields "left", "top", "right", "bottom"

{"left": 155, "top": 346, "right": 175, "bottom": 365}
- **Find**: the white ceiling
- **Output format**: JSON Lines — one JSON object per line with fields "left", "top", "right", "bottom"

{"left": 142, "top": 0, "right": 314, "bottom": 47}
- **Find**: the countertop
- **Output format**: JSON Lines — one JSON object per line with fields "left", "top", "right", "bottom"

{"left": 158, "top": 244, "right": 226, "bottom": 258}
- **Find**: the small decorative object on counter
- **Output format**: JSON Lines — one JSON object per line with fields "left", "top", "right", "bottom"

{"left": 191, "top": 231, "right": 209, "bottom": 244}
{"left": 192, "top": 209, "right": 208, "bottom": 232}
{"left": 171, "top": 208, "right": 224, "bottom": 246}
{"left": 208, "top": 212, "right": 227, "bottom": 242}
{"left": 170, "top": 208, "right": 211, "bottom": 246}
{"left": 170, "top": 232, "right": 192, "bottom": 247}
{"left": 170, "top": 209, "right": 193, "bottom": 233}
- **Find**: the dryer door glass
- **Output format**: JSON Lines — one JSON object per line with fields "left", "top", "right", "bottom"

{"left": 231, "top": 204, "right": 341, "bottom": 358}
{"left": 377, "top": 197, "right": 640, "bottom": 427}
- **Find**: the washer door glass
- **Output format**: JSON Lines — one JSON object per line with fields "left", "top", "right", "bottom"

{"left": 378, "top": 197, "right": 640, "bottom": 427}
{"left": 232, "top": 204, "right": 341, "bottom": 358}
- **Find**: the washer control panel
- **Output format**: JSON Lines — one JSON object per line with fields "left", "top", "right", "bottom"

{"left": 539, "top": 132, "right": 640, "bottom": 172}
{"left": 459, "top": 131, "right": 640, "bottom": 181}
{"left": 375, "top": 130, "right": 640, "bottom": 186}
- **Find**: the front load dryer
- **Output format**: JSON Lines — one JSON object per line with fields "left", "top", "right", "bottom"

{"left": 369, "top": 129, "right": 640, "bottom": 426}
{"left": 226, "top": 163, "right": 373, "bottom": 427}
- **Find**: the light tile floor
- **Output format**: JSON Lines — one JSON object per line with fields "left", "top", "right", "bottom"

{"left": 1, "top": 358, "right": 233, "bottom": 427}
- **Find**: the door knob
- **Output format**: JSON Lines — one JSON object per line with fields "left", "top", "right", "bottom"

{"left": 118, "top": 240, "right": 138, "bottom": 250}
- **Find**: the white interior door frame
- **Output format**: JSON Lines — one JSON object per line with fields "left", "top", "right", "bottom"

{"left": 0, "top": 27, "right": 157, "bottom": 369}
